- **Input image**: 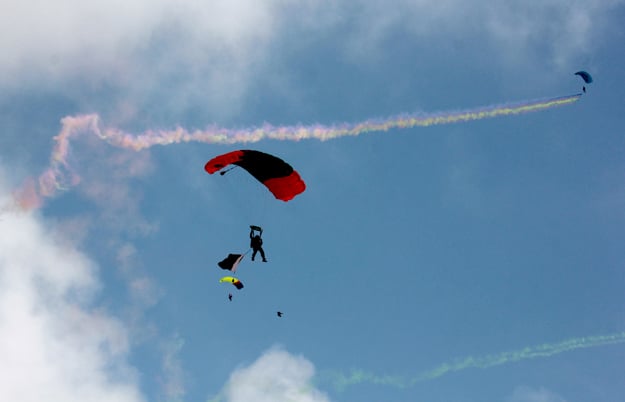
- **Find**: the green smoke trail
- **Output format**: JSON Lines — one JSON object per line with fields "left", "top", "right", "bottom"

{"left": 322, "top": 332, "right": 625, "bottom": 391}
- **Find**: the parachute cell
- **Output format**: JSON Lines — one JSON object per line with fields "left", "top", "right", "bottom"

{"left": 205, "top": 150, "right": 306, "bottom": 201}
{"left": 574, "top": 71, "right": 593, "bottom": 83}
{"left": 220, "top": 276, "right": 244, "bottom": 289}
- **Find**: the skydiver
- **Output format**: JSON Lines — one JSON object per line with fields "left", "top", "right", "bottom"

{"left": 228, "top": 293, "right": 233, "bottom": 301}
{"left": 583, "top": 86, "right": 586, "bottom": 93}
{"left": 277, "top": 311, "right": 283, "bottom": 317}
{"left": 250, "top": 226, "right": 267, "bottom": 262}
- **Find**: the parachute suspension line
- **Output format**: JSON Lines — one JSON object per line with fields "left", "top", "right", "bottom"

{"left": 255, "top": 190, "right": 270, "bottom": 230}
{"left": 220, "top": 168, "right": 256, "bottom": 224}
{"left": 219, "top": 166, "right": 238, "bottom": 176}
{"left": 218, "top": 168, "right": 269, "bottom": 235}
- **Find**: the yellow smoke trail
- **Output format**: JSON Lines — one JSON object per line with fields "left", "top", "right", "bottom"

{"left": 10, "top": 93, "right": 581, "bottom": 210}
{"left": 325, "top": 331, "right": 625, "bottom": 390}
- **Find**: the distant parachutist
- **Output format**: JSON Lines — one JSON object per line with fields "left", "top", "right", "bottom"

{"left": 575, "top": 71, "right": 592, "bottom": 94}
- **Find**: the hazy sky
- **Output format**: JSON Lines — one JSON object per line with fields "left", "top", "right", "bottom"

{"left": 1, "top": 1, "right": 624, "bottom": 401}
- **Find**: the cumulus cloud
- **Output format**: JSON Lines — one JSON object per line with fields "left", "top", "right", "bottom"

{"left": 507, "top": 386, "right": 567, "bottom": 402}
{"left": 213, "top": 347, "right": 330, "bottom": 402}
{"left": 0, "top": 175, "right": 145, "bottom": 402}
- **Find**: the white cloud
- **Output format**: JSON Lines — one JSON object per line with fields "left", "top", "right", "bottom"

{"left": 507, "top": 386, "right": 567, "bottom": 402}
{"left": 481, "top": 0, "right": 617, "bottom": 68}
{"left": 2, "top": 0, "right": 619, "bottom": 113}
{"left": 159, "top": 333, "right": 186, "bottom": 402}
{"left": 341, "top": 0, "right": 622, "bottom": 69}
{"left": 0, "top": 175, "right": 145, "bottom": 402}
{"left": 0, "top": 0, "right": 284, "bottom": 119}
{"left": 214, "top": 346, "right": 330, "bottom": 402}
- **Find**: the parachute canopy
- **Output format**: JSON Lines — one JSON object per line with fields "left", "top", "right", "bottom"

{"left": 574, "top": 71, "right": 593, "bottom": 84}
{"left": 218, "top": 253, "right": 244, "bottom": 272}
{"left": 220, "top": 276, "right": 244, "bottom": 289}
{"left": 205, "top": 150, "right": 306, "bottom": 201}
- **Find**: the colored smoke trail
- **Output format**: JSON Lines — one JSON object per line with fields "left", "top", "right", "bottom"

{"left": 11, "top": 93, "right": 581, "bottom": 210}
{"left": 323, "top": 331, "right": 625, "bottom": 390}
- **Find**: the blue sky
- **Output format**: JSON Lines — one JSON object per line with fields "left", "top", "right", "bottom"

{"left": 1, "top": 1, "right": 625, "bottom": 401}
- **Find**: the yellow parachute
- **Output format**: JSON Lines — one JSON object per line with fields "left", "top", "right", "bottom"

{"left": 220, "top": 276, "right": 244, "bottom": 290}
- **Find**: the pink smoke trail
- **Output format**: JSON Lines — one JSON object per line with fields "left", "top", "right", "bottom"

{"left": 11, "top": 93, "right": 581, "bottom": 210}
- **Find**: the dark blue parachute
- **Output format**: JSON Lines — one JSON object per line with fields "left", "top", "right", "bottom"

{"left": 574, "top": 71, "right": 593, "bottom": 84}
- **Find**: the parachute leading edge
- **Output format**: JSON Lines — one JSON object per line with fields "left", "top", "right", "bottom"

{"left": 205, "top": 150, "right": 306, "bottom": 201}
{"left": 220, "top": 276, "right": 244, "bottom": 289}
{"left": 574, "top": 71, "right": 593, "bottom": 83}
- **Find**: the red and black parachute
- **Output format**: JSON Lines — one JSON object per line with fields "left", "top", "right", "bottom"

{"left": 204, "top": 150, "right": 306, "bottom": 201}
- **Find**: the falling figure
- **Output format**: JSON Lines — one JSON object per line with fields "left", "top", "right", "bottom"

{"left": 277, "top": 311, "right": 283, "bottom": 317}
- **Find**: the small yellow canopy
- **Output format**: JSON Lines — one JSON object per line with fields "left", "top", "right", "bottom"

{"left": 220, "top": 276, "right": 244, "bottom": 289}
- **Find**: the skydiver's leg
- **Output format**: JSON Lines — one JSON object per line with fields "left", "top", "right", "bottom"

{"left": 251, "top": 248, "right": 257, "bottom": 261}
{"left": 259, "top": 247, "right": 266, "bottom": 262}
